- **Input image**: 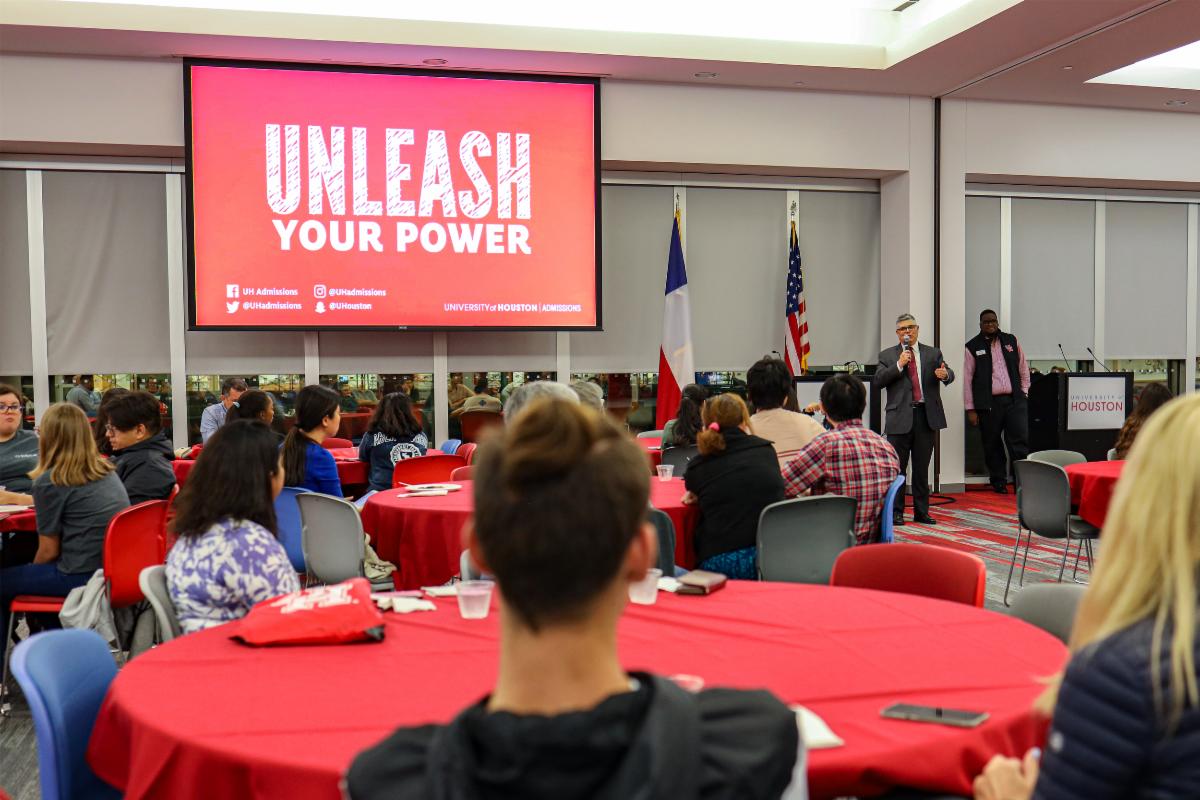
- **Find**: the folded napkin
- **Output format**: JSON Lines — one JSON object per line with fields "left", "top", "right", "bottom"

{"left": 422, "top": 585, "right": 459, "bottom": 597}
{"left": 373, "top": 596, "right": 437, "bottom": 613}
{"left": 790, "top": 705, "right": 844, "bottom": 749}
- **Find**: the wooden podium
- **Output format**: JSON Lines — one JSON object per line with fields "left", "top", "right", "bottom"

{"left": 1028, "top": 372, "right": 1134, "bottom": 461}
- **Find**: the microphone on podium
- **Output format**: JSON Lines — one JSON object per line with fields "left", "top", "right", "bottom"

{"left": 1087, "top": 347, "right": 1114, "bottom": 372}
{"left": 1057, "top": 343, "right": 1071, "bottom": 372}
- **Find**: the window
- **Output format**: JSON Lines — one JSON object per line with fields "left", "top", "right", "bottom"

{"left": 319, "top": 373, "right": 434, "bottom": 442}
{"left": 185, "top": 374, "right": 303, "bottom": 444}
{"left": 572, "top": 372, "right": 657, "bottom": 433}
{"left": 1106, "top": 359, "right": 1184, "bottom": 396}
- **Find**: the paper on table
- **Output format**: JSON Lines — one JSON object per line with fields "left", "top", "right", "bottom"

{"left": 791, "top": 705, "right": 844, "bottom": 749}
{"left": 395, "top": 489, "right": 449, "bottom": 498}
{"left": 0, "top": 505, "right": 31, "bottom": 514}
{"left": 657, "top": 577, "right": 682, "bottom": 593}
{"left": 422, "top": 585, "right": 459, "bottom": 597}
{"left": 373, "top": 596, "right": 437, "bottom": 613}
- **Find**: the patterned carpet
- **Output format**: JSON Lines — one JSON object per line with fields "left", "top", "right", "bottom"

{"left": 896, "top": 487, "right": 1092, "bottom": 610}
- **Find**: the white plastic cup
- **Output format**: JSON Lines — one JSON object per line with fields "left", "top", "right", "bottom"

{"left": 456, "top": 580, "right": 494, "bottom": 619}
{"left": 655, "top": 464, "right": 674, "bottom": 482}
{"left": 629, "top": 568, "right": 663, "bottom": 605}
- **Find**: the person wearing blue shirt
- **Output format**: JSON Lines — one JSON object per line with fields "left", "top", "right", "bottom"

{"left": 358, "top": 392, "right": 429, "bottom": 492}
{"left": 199, "top": 377, "right": 247, "bottom": 443}
{"left": 281, "top": 385, "right": 343, "bottom": 497}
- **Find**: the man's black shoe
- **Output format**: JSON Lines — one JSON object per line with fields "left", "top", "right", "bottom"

{"left": 991, "top": 484, "right": 1009, "bottom": 494}
{"left": 892, "top": 515, "right": 905, "bottom": 527}
{"left": 913, "top": 514, "right": 937, "bottom": 525}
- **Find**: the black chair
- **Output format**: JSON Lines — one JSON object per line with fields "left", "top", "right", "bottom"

{"left": 660, "top": 444, "right": 699, "bottom": 477}
{"left": 756, "top": 496, "right": 857, "bottom": 584}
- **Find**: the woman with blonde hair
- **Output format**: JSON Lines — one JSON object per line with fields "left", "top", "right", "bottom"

{"left": 682, "top": 393, "right": 783, "bottom": 579}
{"left": 0, "top": 403, "right": 130, "bottom": 661}
{"left": 974, "top": 393, "right": 1200, "bottom": 800}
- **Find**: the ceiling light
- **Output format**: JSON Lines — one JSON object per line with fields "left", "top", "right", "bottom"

{"left": 1090, "top": 39, "right": 1200, "bottom": 92}
{"left": 793, "top": 80, "right": 807, "bottom": 85}
{"left": 694, "top": 71, "right": 718, "bottom": 78}
{"left": 422, "top": 58, "right": 448, "bottom": 66}
{"left": 1165, "top": 99, "right": 1189, "bottom": 107}
{"left": 1061, "top": 65, "right": 1073, "bottom": 71}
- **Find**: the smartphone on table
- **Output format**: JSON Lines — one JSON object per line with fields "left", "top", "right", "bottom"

{"left": 880, "top": 702, "right": 989, "bottom": 728}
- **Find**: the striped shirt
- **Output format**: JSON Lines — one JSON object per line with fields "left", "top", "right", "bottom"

{"left": 780, "top": 419, "right": 900, "bottom": 545}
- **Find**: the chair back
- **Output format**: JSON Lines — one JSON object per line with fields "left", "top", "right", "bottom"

{"left": 1106, "top": 448, "right": 1118, "bottom": 461}
{"left": 171, "top": 459, "right": 195, "bottom": 488}
{"left": 1013, "top": 459, "right": 1071, "bottom": 539}
{"left": 273, "top": 487, "right": 310, "bottom": 572}
{"left": 104, "top": 500, "right": 170, "bottom": 609}
{"left": 392, "top": 454, "right": 468, "bottom": 486}
{"left": 647, "top": 508, "right": 678, "bottom": 576}
{"left": 879, "top": 474, "right": 906, "bottom": 544}
{"left": 637, "top": 430, "right": 664, "bottom": 439}
{"left": 1029, "top": 449, "right": 1087, "bottom": 468}
{"left": 322, "top": 437, "right": 353, "bottom": 450}
{"left": 831, "top": 543, "right": 987, "bottom": 607}
{"left": 1009, "top": 582, "right": 1087, "bottom": 644}
{"left": 10, "top": 630, "right": 121, "bottom": 800}
{"left": 439, "top": 439, "right": 462, "bottom": 455}
{"left": 660, "top": 445, "right": 699, "bottom": 477}
{"left": 138, "top": 565, "right": 182, "bottom": 642}
{"left": 457, "top": 442, "right": 478, "bottom": 464}
{"left": 460, "top": 549, "right": 482, "bottom": 581}
{"left": 450, "top": 465, "right": 473, "bottom": 481}
{"left": 757, "top": 496, "right": 857, "bottom": 584}
{"left": 459, "top": 410, "right": 504, "bottom": 443}
{"left": 296, "top": 493, "right": 366, "bottom": 584}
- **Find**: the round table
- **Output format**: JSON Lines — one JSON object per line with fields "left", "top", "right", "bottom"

{"left": 172, "top": 454, "right": 368, "bottom": 493}
{"left": 1064, "top": 460, "right": 1124, "bottom": 528}
{"left": 639, "top": 435, "right": 664, "bottom": 471}
{"left": 0, "top": 508, "right": 37, "bottom": 532}
{"left": 87, "top": 582, "right": 1065, "bottom": 800}
{"left": 361, "top": 478, "right": 698, "bottom": 589}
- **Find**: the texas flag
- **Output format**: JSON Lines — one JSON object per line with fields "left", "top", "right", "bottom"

{"left": 656, "top": 213, "right": 695, "bottom": 429}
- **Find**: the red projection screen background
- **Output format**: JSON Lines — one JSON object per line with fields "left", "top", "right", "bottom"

{"left": 185, "top": 61, "right": 601, "bottom": 330}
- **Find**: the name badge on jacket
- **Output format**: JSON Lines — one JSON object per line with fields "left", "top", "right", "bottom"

{"left": 975, "top": 349, "right": 986, "bottom": 356}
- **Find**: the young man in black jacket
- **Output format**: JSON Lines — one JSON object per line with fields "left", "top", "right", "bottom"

{"left": 345, "top": 398, "right": 804, "bottom": 800}
{"left": 104, "top": 391, "right": 176, "bottom": 505}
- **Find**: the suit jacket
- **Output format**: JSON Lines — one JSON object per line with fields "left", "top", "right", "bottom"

{"left": 872, "top": 343, "right": 955, "bottom": 434}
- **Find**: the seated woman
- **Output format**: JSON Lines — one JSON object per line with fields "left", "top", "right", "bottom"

{"left": 346, "top": 398, "right": 803, "bottom": 799}
{"left": 683, "top": 393, "right": 784, "bottom": 580}
{"left": 973, "top": 393, "right": 1200, "bottom": 800}
{"left": 662, "top": 384, "right": 706, "bottom": 448}
{"left": 93, "top": 386, "right": 130, "bottom": 457}
{"left": 281, "top": 385, "right": 343, "bottom": 496}
{"left": 1112, "top": 381, "right": 1171, "bottom": 460}
{"left": 104, "top": 390, "right": 177, "bottom": 505}
{"left": 166, "top": 420, "right": 299, "bottom": 634}
{"left": 0, "top": 404, "right": 130, "bottom": 661}
{"left": 0, "top": 383, "right": 38, "bottom": 507}
{"left": 227, "top": 389, "right": 282, "bottom": 442}
{"left": 358, "top": 393, "right": 429, "bottom": 492}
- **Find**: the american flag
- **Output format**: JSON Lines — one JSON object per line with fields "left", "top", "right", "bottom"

{"left": 784, "top": 221, "right": 810, "bottom": 375}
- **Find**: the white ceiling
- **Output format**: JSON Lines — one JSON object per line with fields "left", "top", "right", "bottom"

{"left": 1, "top": 0, "right": 1198, "bottom": 113}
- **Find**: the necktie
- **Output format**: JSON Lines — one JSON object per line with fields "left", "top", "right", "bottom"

{"left": 907, "top": 348, "right": 923, "bottom": 404}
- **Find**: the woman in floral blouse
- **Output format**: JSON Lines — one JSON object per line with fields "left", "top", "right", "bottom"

{"left": 166, "top": 420, "right": 299, "bottom": 634}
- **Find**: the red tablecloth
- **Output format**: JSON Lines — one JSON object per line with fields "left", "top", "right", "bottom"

{"left": 361, "top": 478, "right": 698, "bottom": 589}
{"left": 0, "top": 508, "right": 37, "bottom": 532}
{"left": 1064, "top": 460, "right": 1124, "bottom": 528}
{"left": 88, "top": 582, "right": 1065, "bottom": 800}
{"left": 639, "top": 435, "right": 663, "bottom": 470}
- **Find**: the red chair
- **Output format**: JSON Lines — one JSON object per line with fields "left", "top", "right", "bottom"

{"left": 172, "top": 459, "right": 195, "bottom": 488}
{"left": 456, "top": 443, "right": 478, "bottom": 465}
{"left": 3, "top": 500, "right": 170, "bottom": 693}
{"left": 459, "top": 410, "right": 503, "bottom": 443}
{"left": 322, "top": 438, "right": 354, "bottom": 450}
{"left": 450, "top": 465, "right": 473, "bottom": 481}
{"left": 830, "top": 543, "right": 987, "bottom": 607}
{"left": 392, "top": 454, "right": 468, "bottom": 487}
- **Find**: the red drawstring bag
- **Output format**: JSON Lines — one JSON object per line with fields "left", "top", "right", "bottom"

{"left": 231, "top": 578, "right": 386, "bottom": 646}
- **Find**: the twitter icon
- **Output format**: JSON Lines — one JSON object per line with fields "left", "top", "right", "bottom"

{"left": 226, "top": 301, "right": 239, "bottom": 313}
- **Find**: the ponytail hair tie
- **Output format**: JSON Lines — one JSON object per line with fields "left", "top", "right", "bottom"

{"left": 707, "top": 422, "right": 720, "bottom": 431}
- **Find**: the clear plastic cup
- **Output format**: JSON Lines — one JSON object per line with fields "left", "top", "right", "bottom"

{"left": 655, "top": 464, "right": 674, "bottom": 481}
{"left": 456, "top": 580, "right": 494, "bottom": 619}
{"left": 629, "top": 568, "right": 663, "bottom": 605}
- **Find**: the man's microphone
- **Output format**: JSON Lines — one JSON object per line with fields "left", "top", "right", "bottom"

{"left": 902, "top": 334, "right": 913, "bottom": 351}
{"left": 1057, "top": 343, "right": 1071, "bottom": 372}
{"left": 1087, "top": 347, "right": 1113, "bottom": 372}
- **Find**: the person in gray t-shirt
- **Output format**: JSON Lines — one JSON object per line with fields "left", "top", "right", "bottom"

{"left": 0, "top": 383, "right": 39, "bottom": 501}
{"left": 66, "top": 374, "right": 99, "bottom": 415}
{"left": 32, "top": 470, "right": 129, "bottom": 574}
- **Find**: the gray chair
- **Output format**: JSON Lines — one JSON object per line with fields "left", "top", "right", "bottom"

{"left": 637, "top": 429, "right": 664, "bottom": 439}
{"left": 757, "top": 496, "right": 857, "bottom": 584}
{"left": 1029, "top": 449, "right": 1087, "bottom": 468}
{"left": 1107, "top": 447, "right": 1118, "bottom": 461}
{"left": 138, "top": 565, "right": 182, "bottom": 643}
{"left": 647, "top": 507, "right": 681, "bottom": 577}
{"left": 1009, "top": 582, "right": 1087, "bottom": 644}
{"left": 460, "top": 549, "right": 483, "bottom": 581}
{"left": 660, "top": 444, "right": 699, "bottom": 477}
{"left": 1006, "top": 459, "right": 1100, "bottom": 606}
{"left": 296, "top": 493, "right": 395, "bottom": 591}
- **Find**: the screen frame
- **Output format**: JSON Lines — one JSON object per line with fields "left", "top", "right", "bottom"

{"left": 183, "top": 57, "right": 603, "bottom": 332}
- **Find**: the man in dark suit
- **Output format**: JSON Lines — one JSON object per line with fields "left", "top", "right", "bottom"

{"left": 872, "top": 313, "right": 954, "bottom": 526}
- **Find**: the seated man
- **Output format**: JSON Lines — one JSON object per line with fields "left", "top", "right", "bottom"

{"left": 200, "top": 377, "right": 247, "bottom": 443}
{"left": 451, "top": 380, "right": 502, "bottom": 417}
{"left": 346, "top": 398, "right": 804, "bottom": 799}
{"left": 746, "top": 356, "right": 824, "bottom": 467}
{"left": 781, "top": 374, "right": 899, "bottom": 545}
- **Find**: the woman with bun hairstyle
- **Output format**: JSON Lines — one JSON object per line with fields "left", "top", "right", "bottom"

{"left": 281, "top": 385, "right": 343, "bottom": 496}
{"left": 662, "top": 384, "right": 707, "bottom": 448}
{"left": 682, "top": 393, "right": 783, "bottom": 579}
{"left": 227, "top": 389, "right": 283, "bottom": 443}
